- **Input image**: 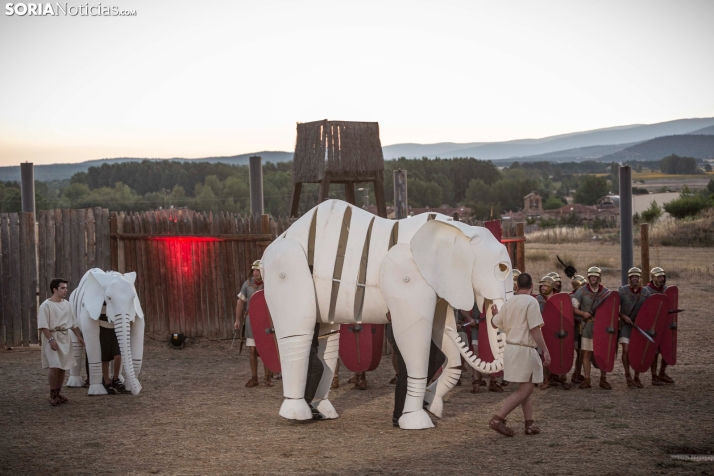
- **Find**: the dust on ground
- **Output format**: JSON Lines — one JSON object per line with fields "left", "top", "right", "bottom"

{"left": 1, "top": 244, "right": 713, "bottom": 475}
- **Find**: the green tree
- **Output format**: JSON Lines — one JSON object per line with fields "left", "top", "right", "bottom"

{"left": 660, "top": 155, "right": 699, "bottom": 174}
{"left": 573, "top": 175, "right": 609, "bottom": 205}
{"left": 543, "top": 196, "right": 566, "bottom": 210}
{"left": 641, "top": 200, "right": 663, "bottom": 224}
{"left": 663, "top": 194, "right": 710, "bottom": 219}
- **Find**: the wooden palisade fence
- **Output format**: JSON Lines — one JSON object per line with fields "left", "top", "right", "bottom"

{"left": 0, "top": 212, "right": 38, "bottom": 348}
{"left": 112, "top": 209, "right": 292, "bottom": 340}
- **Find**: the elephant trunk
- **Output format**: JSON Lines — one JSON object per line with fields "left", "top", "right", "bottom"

{"left": 114, "top": 314, "right": 142, "bottom": 395}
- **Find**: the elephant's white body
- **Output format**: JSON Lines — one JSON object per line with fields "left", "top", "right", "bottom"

{"left": 262, "top": 200, "right": 512, "bottom": 429}
{"left": 66, "top": 269, "right": 145, "bottom": 396}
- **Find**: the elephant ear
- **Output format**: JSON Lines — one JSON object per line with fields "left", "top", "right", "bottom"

{"left": 82, "top": 269, "right": 112, "bottom": 320}
{"left": 122, "top": 272, "right": 144, "bottom": 320}
{"left": 410, "top": 219, "right": 478, "bottom": 311}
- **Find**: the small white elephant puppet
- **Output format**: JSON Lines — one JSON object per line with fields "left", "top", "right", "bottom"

{"left": 262, "top": 199, "right": 512, "bottom": 429}
{"left": 66, "top": 269, "right": 145, "bottom": 396}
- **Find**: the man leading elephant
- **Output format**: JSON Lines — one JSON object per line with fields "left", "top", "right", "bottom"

{"left": 235, "top": 260, "right": 272, "bottom": 388}
{"left": 489, "top": 272, "right": 550, "bottom": 437}
{"left": 39, "top": 278, "right": 85, "bottom": 406}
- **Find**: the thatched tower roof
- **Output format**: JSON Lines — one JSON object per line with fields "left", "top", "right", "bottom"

{"left": 293, "top": 120, "right": 384, "bottom": 183}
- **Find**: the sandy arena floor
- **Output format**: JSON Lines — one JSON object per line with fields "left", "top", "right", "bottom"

{"left": 1, "top": 243, "right": 713, "bottom": 475}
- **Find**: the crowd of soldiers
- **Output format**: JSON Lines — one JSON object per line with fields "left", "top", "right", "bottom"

{"left": 525, "top": 265, "right": 674, "bottom": 391}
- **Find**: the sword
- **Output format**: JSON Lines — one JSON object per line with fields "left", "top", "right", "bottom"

{"left": 230, "top": 329, "right": 237, "bottom": 349}
{"left": 238, "top": 316, "right": 246, "bottom": 355}
{"left": 668, "top": 309, "right": 685, "bottom": 314}
{"left": 633, "top": 324, "right": 655, "bottom": 344}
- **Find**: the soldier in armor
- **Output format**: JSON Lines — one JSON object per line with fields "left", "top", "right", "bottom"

{"left": 571, "top": 267, "right": 611, "bottom": 390}
{"left": 646, "top": 267, "right": 674, "bottom": 385}
{"left": 546, "top": 272, "right": 562, "bottom": 294}
{"left": 618, "top": 267, "right": 651, "bottom": 388}
{"left": 537, "top": 276, "right": 570, "bottom": 390}
{"left": 570, "top": 275, "right": 587, "bottom": 384}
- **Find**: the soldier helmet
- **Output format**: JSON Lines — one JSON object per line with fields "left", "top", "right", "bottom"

{"left": 540, "top": 276, "right": 555, "bottom": 287}
{"left": 547, "top": 272, "right": 561, "bottom": 282}
{"left": 252, "top": 260, "right": 262, "bottom": 269}
{"left": 512, "top": 269, "right": 521, "bottom": 279}
{"left": 650, "top": 267, "right": 665, "bottom": 277}
{"left": 587, "top": 266, "right": 602, "bottom": 277}
{"left": 628, "top": 267, "right": 642, "bottom": 277}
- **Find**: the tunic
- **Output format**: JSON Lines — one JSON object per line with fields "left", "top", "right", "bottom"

{"left": 238, "top": 278, "right": 264, "bottom": 340}
{"left": 618, "top": 285, "right": 650, "bottom": 340}
{"left": 37, "top": 299, "right": 78, "bottom": 370}
{"left": 492, "top": 294, "right": 544, "bottom": 383}
{"left": 571, "top": 284, "right": 609, "bottom": 340}
{"left": 535, "top": 293, "right": 552, "bottom": 314}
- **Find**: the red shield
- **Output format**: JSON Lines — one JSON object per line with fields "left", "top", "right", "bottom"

{"left": 628, "top": 293, "right": 670, "bottom": 373}
{"left": 541, "top": 294, "right": 575, "bottom": 375}
{"left": 478, "top": 312, "right": 504, "bottom": 377}
{"left": 660, "top": 286, "right": 679, "bottom": 365}
{"left": 339, "top": 324, "right": 384, "bottom": 373}
{"left": 592, "top": 292, "right": 620, "bottom": 373}
{"left": 248, "top": 290, "right": 281, "bottom": 373}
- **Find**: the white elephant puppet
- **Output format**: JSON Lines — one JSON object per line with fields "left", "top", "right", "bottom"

{"left": 262, "top": 199, "right": 512, "bottom": 429}
{"left": 66, "top": 269, "right": 145, "bottom": 396}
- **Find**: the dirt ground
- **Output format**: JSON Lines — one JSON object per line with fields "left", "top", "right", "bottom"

{"left": 1, "top": 243, "right": 713, "bottom": 475}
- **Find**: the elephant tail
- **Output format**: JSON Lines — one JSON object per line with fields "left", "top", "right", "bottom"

{"left": 443, "top": 325, "right": 504, "bottom": 375}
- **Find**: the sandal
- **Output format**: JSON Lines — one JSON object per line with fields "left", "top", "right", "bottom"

{"left": 331, "top": 375, "right": 339, "bottom": 389}
{"left": 471, "top": 380, "right": 480, "bottom": 394}
{"left": 389, "top": 375, "right": 397, "bottom": 385}
{"left": 245, "top": 377, "right": 259, "bottom": 388}
{"left": 571, "top": 373, "right": 584, "bottom": 385}
{"left": 489, "top": 381, "right": 504, "bottom": 393}
{"left": 48, "top": 390, "right": 61, "bottom": 406}
{"left": 540, "top": 380, "right": 551, "bottom": 390}
{"left": 525, "top": 420, "right": 541, "bottom": 435}
{"left": 578, "top": 377, "right": 591, "bottom": 389}
{"left": 651, "top": 375, "right": 665, "bottom": 387}
{"left": 633, "top": 376, "right": 644, "bottom": 388}
{"left": 264, "top": 377, "right": 273, "bottom": 387}
{"left": 489, "top": 415, "right": 514, "bottom": 437}
{"left": 599, "top": 379, "right": 612, "bottom": 390}
{"left": 561, "top": 381, "right": 571, "bottom": 390}
{"left": 659, "top": 373, "right": 675, "bottom": 384}
{"left": 626, "top": 376, "right": 635, "bottom": 388}
{"left": 56, "top": 392, "right": 69, "bottom": 404}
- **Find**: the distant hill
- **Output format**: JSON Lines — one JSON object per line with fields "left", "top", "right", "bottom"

{"left": 599, "top": 135, "right": 714, "bottom": 162}
{"left": 690, "top": 125, "right": 714, "bottom": 135}
{"left": 383, "top": 117, "right": 714, "bottom": 160}
{"left": 0, "top": 151, "right": 293, "bottom": 182}
{"left": 502, "top": 142, "right": 641, "bottom": 163}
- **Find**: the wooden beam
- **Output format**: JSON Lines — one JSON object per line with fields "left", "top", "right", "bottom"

{"left": 640, "top": 223, "right": 649, "bottom": 276}
{"left": 344, "top": 182, "right": 356, "bottom": 205}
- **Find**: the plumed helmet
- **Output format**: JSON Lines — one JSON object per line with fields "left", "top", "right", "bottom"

{"left": 587, "top": 266, "right": 602, "bottom": 277}
{"left": 540, "top": 276, "right": 555, "bottom": 287}
{"left": 547, "top": 272, "right": 561, "bottom": 282}
{"left": 650, "top": 266, "right": 665, "bottom": 277}
{"left": 252, "top": 260, "right": 262, "bottom": 270}
{"left": 571, "top": 275, "right": 586, "bottom": 290}
{"left": 628, "top": 267, "right": 642, "bottom": 277}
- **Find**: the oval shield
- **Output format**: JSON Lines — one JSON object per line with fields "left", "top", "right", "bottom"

{"left": 339, "top": 324, "right": 384, "bottom": 373}
{"left": 628, "top": 293, "right": 670, "bottom": 373}
{"left": 248, "top": 290, "right": 282, "bottom": 373}
{"left": 592, "top": 291, "right": 620, "bottom": 373}
{"left": 542, "top": 293, "right": 575, "bottom": 375}
{"left": 660, "top": 286, "right": 679, "bottom": 366}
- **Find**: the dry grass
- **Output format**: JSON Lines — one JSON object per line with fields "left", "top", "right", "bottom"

{"left": 526, "top": 226, "right": 595, "bottom": 244}
{"left": 525, "top": 250, "right": 550, "bottom": 262}
{"left": 1, "top": 243, "right": 714, "bottom": 475}
{"left": 647, "top": 211, "right": 714, "bottom": 247}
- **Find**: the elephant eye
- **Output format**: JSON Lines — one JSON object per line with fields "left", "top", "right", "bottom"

{"left": 494, "top": 262, "right": 510, "bottom": 281}
{"left": 107, "top": 296, "right": 111, "bottom": 300}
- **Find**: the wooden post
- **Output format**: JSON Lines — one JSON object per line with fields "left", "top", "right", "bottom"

{"left": 249, "top": 156, "right": 264, "bottom": 216}
{"left": 110, "top": 213, "right": 118, "bottom": 271}
{"left": 261, "top": 214, "right": 270, "bottom": 235}
{"left": 640, "top": 223, "right": 649, "bottom": 276}
{"left": 289, "top": 183, "right": 302, "bottom": 218}
{"left": 516, "top": 222, "right": 525, "bottom": 273}
{"left": 619, "top": 165, "right": 633, "bottom": 286}
{"left": 393, "top": 169, "right": 408, "bottom": 219}
{"left": 344, "top": 182, "right": 356, "bottom": 205}
{"left": 20, "top": 163, "right": 35, "bottom": 217}
{"left": 318, "top": 177, "right": 331, "bottom": 203}
{"left": 373, "top": 178, "right": 387, "bottom": 218}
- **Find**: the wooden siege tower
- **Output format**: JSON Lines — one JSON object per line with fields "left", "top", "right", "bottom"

{"left": 289, "top": 119, "right": 387, "bottom": 218}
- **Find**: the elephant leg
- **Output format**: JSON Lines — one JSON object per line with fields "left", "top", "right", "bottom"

{"left": 263, "top": 237, "right": 319, "bottom": 421}
{"left": 311, "top": 323, "right": 341, "bottom": 419}
{"left": 83, "top": 318, "right": 106, "bottom": 396}
{"left": 381, "top": 243, "right": 438, "bottom": 429}
{"left": 66, "top": 330, "right": 85, "bottom": 387}
{"left": 424, "top": 302, "right": 462, "bottom": 418}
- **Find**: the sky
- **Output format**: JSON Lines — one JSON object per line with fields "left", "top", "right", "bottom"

{"left": 1, "top": 0, "right": 713, "bottom": 166}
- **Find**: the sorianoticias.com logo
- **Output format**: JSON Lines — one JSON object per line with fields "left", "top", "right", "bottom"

{"left": 5, "top": 3, "right": 137, "bottom": 16}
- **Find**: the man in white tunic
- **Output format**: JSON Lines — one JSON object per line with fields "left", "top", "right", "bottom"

{"left": 38, "top": 279, "right": 85, "bottom": 406}
{"left": 489, "top": 273, "right": 551, "bottom": 436}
